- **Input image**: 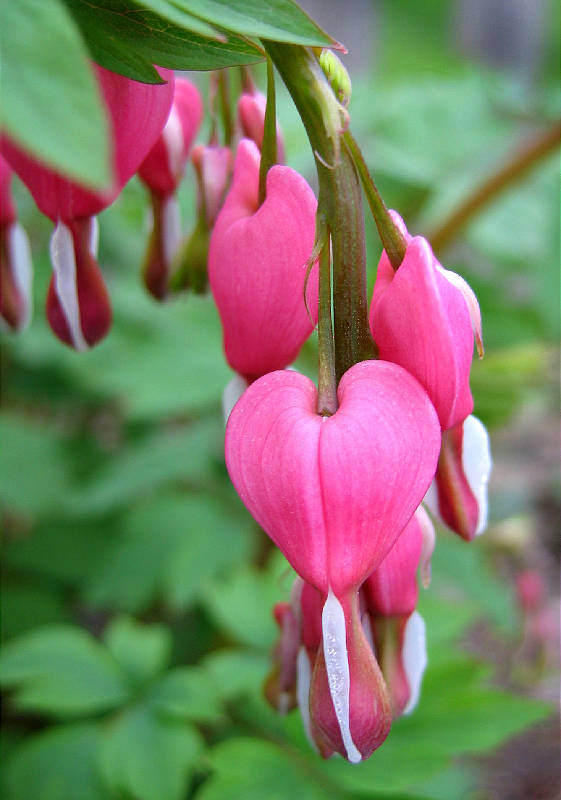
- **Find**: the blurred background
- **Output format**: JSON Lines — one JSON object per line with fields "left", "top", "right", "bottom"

{"left": 1, "top": 1, "right": 559, "bottom": 798}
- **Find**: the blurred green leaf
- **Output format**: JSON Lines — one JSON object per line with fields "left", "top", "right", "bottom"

{"left": 4, "top": 724, "right": 108, "bottom": 800}
{"left": 148, "top": 666, "right": 223, "bottom": 723}
{"left": 1, "top": 583, "right": 69, "bottom": 641}
{"left": 84, "top": 493, "right": 254, "bottom": 612}
{"left": 99, "top": 704, "right": 202, "bottom": 800}
{"left": 198, "top": 738, "right": 331, "bottom": 800}
{"left": 1, "top": 0, "right": 111, "bottom": 188}
{"left": 0, "top": 416, "right": 74, "bottom": 516}
{"left": 203, "top": 553, "right": 294, "bottom": 649}
{"left": 0, "top": 626, "right": 129, "bottom": 715}
{"left": 104, "top": 617, "right": 171, "bottom": 686}
{"left": 202, "top": 649, "right": 269, "bottom": 701}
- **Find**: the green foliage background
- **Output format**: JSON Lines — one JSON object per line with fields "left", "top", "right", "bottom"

{"left": 1, "top": 1, "right": 559, "bottom": 798}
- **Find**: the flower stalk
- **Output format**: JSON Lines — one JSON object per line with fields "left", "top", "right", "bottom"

{"left": 258, "top": 57, "right": 279, "bottom": 206}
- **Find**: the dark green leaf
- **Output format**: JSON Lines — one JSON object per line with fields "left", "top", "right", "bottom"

{"left": 1, "top": 0, "right": 111, "bottom": 188}
{"left": 0, "top": 626, "right": 129, "bottom": 716}
{"left": 62, "top": 0, "right": 264, "bottom": 79}
{"left": 171, "top": 0, "right": 336, "bottom": 47}
{"left": 5, "top": 724, "right": 108, "bottom": 800}
{"left": 104, "top": 617, "right": 171, "bottom": 686}
{"left": 100, "top": 705, "right": 202, "bottom": 800}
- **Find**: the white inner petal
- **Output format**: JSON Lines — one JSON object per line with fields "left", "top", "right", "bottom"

{"left": 438, "top": 265, "right": 483, "bottom": 356}
{"left": 161, "top": 194, "right": 181, "bottom": 267}
{"left": 88, "top": 216, "right": 99, "bottom": 258}
{"left": 296, "top": 647, "right": 316, "bottom": 752}
{"left": 49, "top": 222, "right": 88, "bottom": 351}
{"left": 9, "top": 223, "right": 33, "bottom": 330}
{"left": 163, "top": 106, "right": 184, "bottom": 180}
{"left": 321, "top": 589, "right": 361, "bottom": 764}
{"left": 402, "top": 611, "right": 427, "bottom": 715}
{"left": 222, "top": 374, "right": 249, "bottom": 424}
{"left": 422, "top": 482, "right": 439, "bottom": 522}
{"left": 415, "top": 505, "right": 436, "bottom": 589}
{"left": 462, "top": 415, "right": 492, "bottom": 535}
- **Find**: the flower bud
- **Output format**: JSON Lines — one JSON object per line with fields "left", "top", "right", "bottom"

{"left": 237, "top": 91, "right": 285, "bottom": 163}
{"left": 1, "top": 158, "right": 33, "bottom": 331}
{"left": 424, "top": 415, "right": 492, "bottom": 540}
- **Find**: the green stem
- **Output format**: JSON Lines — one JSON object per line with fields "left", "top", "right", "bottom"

{"left": 343, "top": 130, "right": 407, "bottom": 269}
{"left": 429, "top": 118, "right": 561, "bottom": 253}
{"left": 264, "top": 41, "right": 376, "bottom": 381}
{"left": 258, "top": 57, "right": 278, "bottom": 206}
{"left": 317, "top": 226, "right": 338, "bottom": 416}
{"left": 218, "top": 69, "right": 234, "bottom": 147}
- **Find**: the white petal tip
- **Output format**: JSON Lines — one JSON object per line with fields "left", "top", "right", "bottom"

{"left": 402, "top": 611, "right": 427, "bottom": 715}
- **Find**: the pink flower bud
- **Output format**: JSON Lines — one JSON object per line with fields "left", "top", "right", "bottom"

{"left": 370, "top": 211, "right": 482, "bottom": 431}
{"left": 138, "top": 78, "right": 203, "bottom": 196}
{"left": 209, "top": 139, "right": 318, "bottom": 381}
{"left": 516, "top": 569, "right": 545, "bottom": 614}
{"left": 264, "top": 601, "right": 300, "bottom": 713}
{"left": 2, "top": 65, "right": 175, "bottom": 221}
{"left": 424, "top": 414, "right": 492, "bottom": 541}
{"left": 1, "top": 158, "right": 33, "bottom": 331}
{"left": 191, "top": 144, "right": 233, "bottom": 229}
{"left": 237, "top": 91, "right": 285, "bottom": 163}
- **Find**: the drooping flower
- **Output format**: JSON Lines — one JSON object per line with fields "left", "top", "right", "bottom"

{"left": 0, "top": 157, "right": 33, "bottom": 331}
{"left": 369, "top": 211, "right": 483, "bottom": 432}
{"left": 1, "top": 64, "right": 174, "bottom": 348}
{"left": 237, "top": 89, "right": 285, "bottom": 163}
{"left": 362, "top": 507, "right": 435, "bottom": 717}
{"left": 226, "top": 361, "right": 441, "bottom": 760}
{"left": 209, "top": 139, "right": 318, "bottom": 382}
{"left": 138, "top": 78, "right": 203, "bottom": 299}
{"left": 424, "top": 414, "right": 492, "bottom": 541}
{"left": 171, "top": 142, "right": 232, "bottom": 295}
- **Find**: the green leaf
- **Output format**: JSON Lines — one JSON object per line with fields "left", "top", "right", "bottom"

{"left": 171, "top": 0, "right": 336, "bottom": 47}
{"left": 148, "top": 666, "right": 223, "bottom": 723}
{"left": 62, "top": 0, "right": 264, "bottom": 78}
{"left": 1, "top": 0, "right": 111, "bottom": 188}
{"left": 100, "top": 705, "right": 202, "bottom": 800}
{"left": 5, "top": 724, "right": 108, "bottom": 800}
{"left": 198, "top": 738, "right": 331, "bottom": 800}
{"left": 0, "top": 626, "right": 129, "bottom": 716}
{"left": 65, "top": 420, "right": 220, "bottom": 516}
{"left": 84, "top": 492, "right": 254, "bottom": 612}
{"left": 202, "top": 649, "right": 269, "bottom": 701}
{"left": 104, "top": 617, "right": 171, "bottom": 686}
{"left": 0, "top": 416, "right": 74, "bottom": 516}
{"left": 1, "top": 583, "right": 69, "bottom": 642}
{"left": 203, "top": 552, "right": 294, "bottom": 649}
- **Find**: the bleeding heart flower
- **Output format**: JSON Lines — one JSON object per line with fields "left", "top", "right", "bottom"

{"left": 362, "top": 507, "right": 435, "bottom": 717}
{"left": 138, "top": 78, "right": 203, "bottom": 299}
{"left": 238, "top": 90, "right": 285, "bottom": 163}
{"left": 1, "top": 157, "right": 33, "bottom": 331}
{"left": 424, "top": 414, "right": 492, "bottom": 541}
{"left": 370, "top": 211, "right": 482, "bottom": 431}
{"left": 209, "top": 139, "right": 318, "bottom": 381}
{"left": 226, "top": 361, "right": 441, "bottom": 760}
{"left": 1, "top": 64, "right": 174, "bottom": 348}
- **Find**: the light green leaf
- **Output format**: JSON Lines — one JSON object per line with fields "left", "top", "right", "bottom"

{"left": 0, "top": 626, "right": 129, "bottom": 716}
{"left": 5, "top": 724, "right": 108, "bottom": 800}
{"left": 100, "top": 705, "right": 202, "bottom": 800}
{"left": 172, "top": 0, "right": 336, "bottom": 47}
{"left": 104, "top": 617, "right": 171, "bottom": 686}
{"left": 1, "top": 0, "right": 111, "bottom": 188}
{"left": 203, "top": 552, "right": 294, "bottom": 649}
{"left": 198, "top": 738, "right": 331, "bottom": 800}
{"left": 0, "top": 416, "right": 74, "bottom": 516}
{"left": 148, "top": 666, "right": 223, "bottom": 723}
{"left": 84, "top": 492, "right": 254, "bottom": 612}
{"left": 202, "top": 649, "right": 269, "bottom": 701}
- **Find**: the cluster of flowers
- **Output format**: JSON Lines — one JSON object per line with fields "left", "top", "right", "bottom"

{"left": 213, "top": 120, "right": 491, "bottom": 762}
{"left": 0, "top": 62, "right": 273, "bottom": 345}
{"left": 1, "top": 59, "right": 492, "bottom": 765}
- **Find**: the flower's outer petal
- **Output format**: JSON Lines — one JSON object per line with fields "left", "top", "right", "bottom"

{"left": 192, "top": 145, "right": 233, "bottom": 228}
{"left": 370, "top": 234, "right": 475, "bottom": 430}
{"left": 209, "top": 139, "right": 318, "bottom": 381}
{"left": 238, "top": 91, "right": 285, "bottom": 163}
{"left": 1, "top": 222, "right": 33, "bottom": 332}
{"left": 319, "top": 361, "right": 441, "bottom": 595}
